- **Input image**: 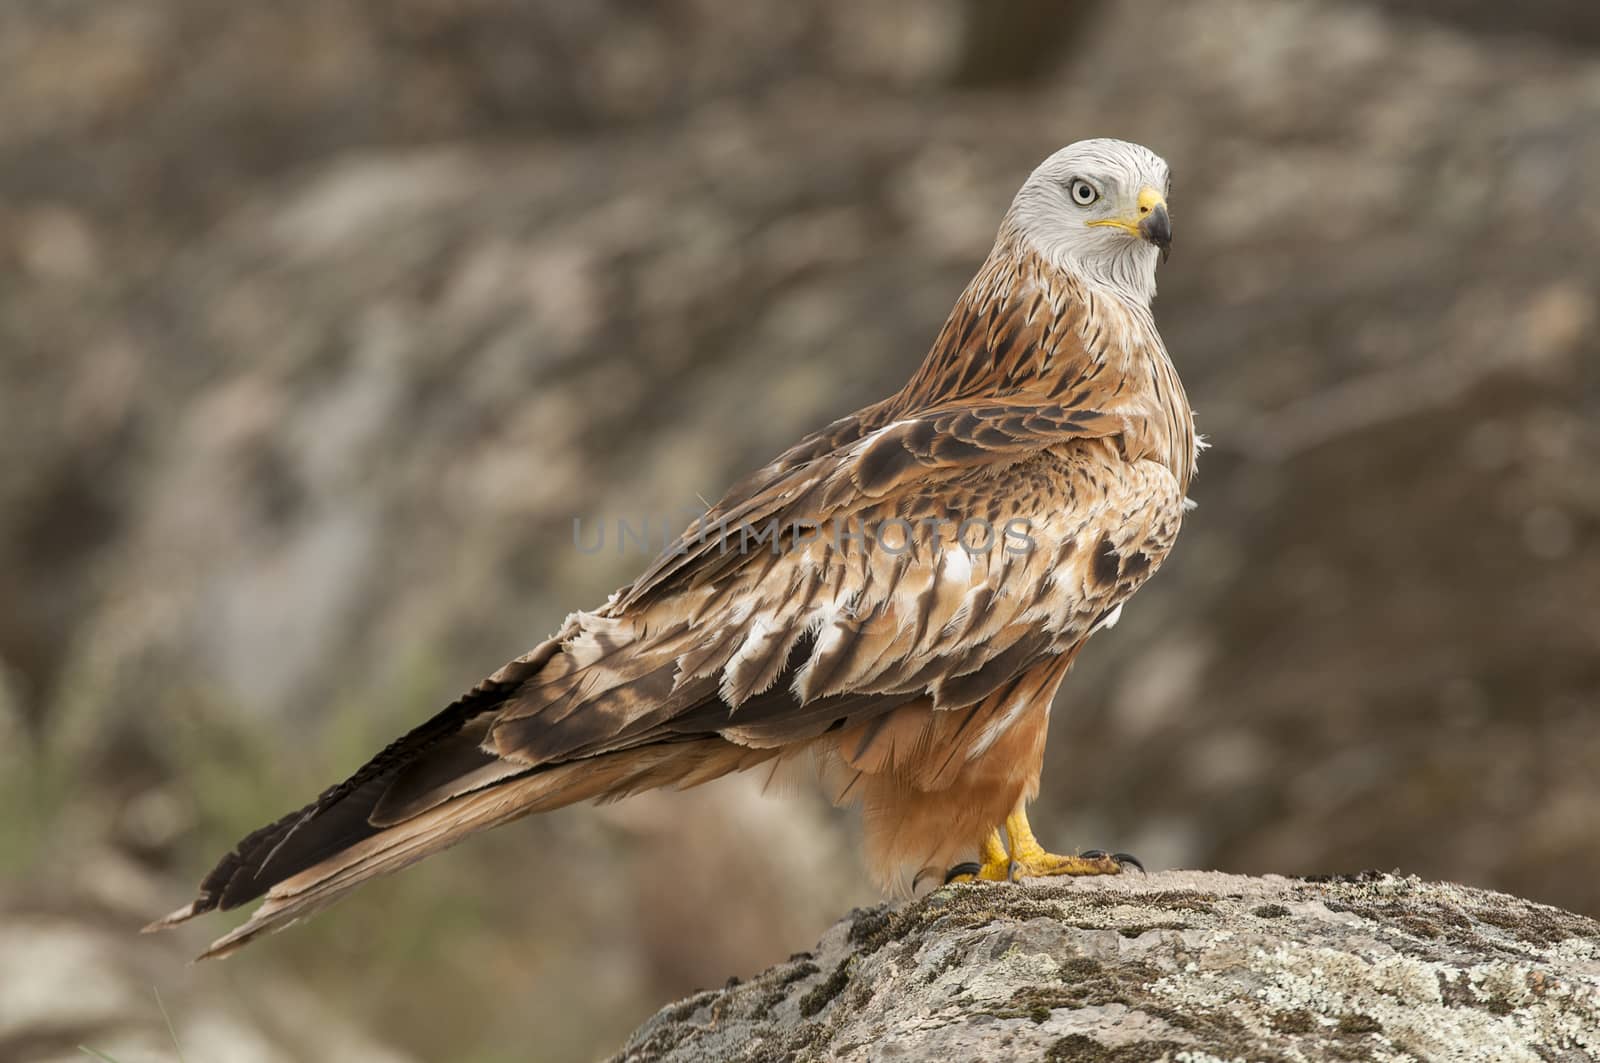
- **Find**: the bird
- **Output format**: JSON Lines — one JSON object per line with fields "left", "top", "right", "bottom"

{"left": 149, "top": 137, "right": 1195, "bottom": 959}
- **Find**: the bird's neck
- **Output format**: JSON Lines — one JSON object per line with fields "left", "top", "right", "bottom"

{"left": 893, "top": 232, "right": 1196, "bottom": 492}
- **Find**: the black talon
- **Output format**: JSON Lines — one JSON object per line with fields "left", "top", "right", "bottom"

{"left": 1082, "top": 849, "right": 1146, "bottom": 873}
{"left": 943, "top": 862, "right": 982, "bottom": 884}
{"left": 1112, "top": 852, "right": 1145, "bottom": 873}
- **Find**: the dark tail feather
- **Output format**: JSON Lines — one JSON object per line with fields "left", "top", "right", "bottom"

{"left": 148, "top": 669, "right": 532, "bottom": 934}
{"left": 148, "top": 737, "right": 771, "bottom": 959}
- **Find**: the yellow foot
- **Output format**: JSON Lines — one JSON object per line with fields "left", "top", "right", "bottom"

{"left": 1008, "top": 848, "right": 1136, "bottom": 880}
{"left": 1005, "top": 808, "right": 1144, "bottom": 882}
{"left": 942, "top": 829, "right": 1012, "bottom": 884}
{"left": 941, "top": 810, "right": 1145, "bottom": 886}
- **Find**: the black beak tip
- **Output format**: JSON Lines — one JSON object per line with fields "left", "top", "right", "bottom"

{"left": 1139, "top": 204, "right": 1173, "bottom": 261}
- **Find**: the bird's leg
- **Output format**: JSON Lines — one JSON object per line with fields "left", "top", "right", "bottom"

{"left": 1004, "top": 803, "right": 1139, "bottom": 880}
{"left": 942, "top": 828, "right": 1012, "bottom": 884}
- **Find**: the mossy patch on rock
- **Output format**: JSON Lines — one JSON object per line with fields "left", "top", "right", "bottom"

{"left": 797, "top": 958, "right": 851, "bottom": 1018}
{"left": 1044, "top": 1033, "right": 1184, "bottom": 1062}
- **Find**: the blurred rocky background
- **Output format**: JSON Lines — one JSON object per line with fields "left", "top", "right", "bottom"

{"left": 1, "top": 0, "right": 1596, "bottom": 1060}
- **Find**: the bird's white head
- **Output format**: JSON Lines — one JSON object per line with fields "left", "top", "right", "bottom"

{"left": 1007, "top": 138, "right": 1172, "bottom": 307}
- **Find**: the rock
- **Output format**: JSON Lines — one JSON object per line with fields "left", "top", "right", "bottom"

{"left": 615, "top": 871, "right": 1600, "bottom": 1063}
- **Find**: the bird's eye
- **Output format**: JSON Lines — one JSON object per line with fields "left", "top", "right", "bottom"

{"left": 1069, "top": 179, "right": 1099, "bottom": 206}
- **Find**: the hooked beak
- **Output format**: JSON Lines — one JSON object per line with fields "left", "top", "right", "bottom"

{"left": 1139, "top": 200, "right": 1172, "bottom": 262}
{"left": 1089, "top": 185, "right": 1172, "bottom": 263}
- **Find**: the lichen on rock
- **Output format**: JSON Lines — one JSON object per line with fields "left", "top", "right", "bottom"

{"left": 613, "top": 870, "right": 1600, "bottom": 1062}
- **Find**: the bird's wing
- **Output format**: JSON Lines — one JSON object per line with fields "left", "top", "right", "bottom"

{"left": 617, "top": 396, "right": 1142, "bottom": 611}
